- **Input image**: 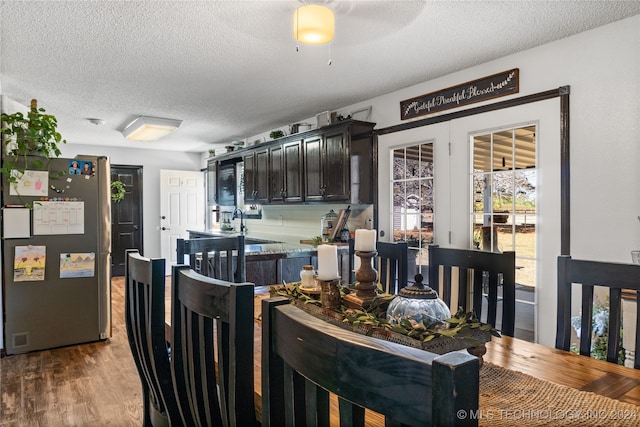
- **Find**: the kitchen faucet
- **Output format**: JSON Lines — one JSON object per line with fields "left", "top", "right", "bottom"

{"left": 232, "top": 207, "right": 246, "bottom": 233}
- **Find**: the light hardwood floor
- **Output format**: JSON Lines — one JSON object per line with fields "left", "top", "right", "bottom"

{"left": 1, "top": 277, "right": 145, "bottom": 426}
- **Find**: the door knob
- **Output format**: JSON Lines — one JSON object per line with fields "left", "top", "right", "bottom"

{"left": 161, "top": 227, "right": 170, "bottom": 231}
{"left": 161, "top": 215, "right": 166, "bottom": 220}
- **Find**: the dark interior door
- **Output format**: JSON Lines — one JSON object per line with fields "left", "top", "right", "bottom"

{"left": 111, "top": 165, "right": 143, "bottom": 277}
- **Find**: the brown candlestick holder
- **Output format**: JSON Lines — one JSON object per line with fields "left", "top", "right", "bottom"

{"left": 319, "top": 278, "right": 341, "bottom": 311}
{"left": 343, "top": 250, "right": 378, "bottom": 310}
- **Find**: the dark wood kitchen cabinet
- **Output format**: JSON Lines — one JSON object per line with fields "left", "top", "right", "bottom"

{"left": 304, "top": 128, "right": 349, "bottom": 202}
{"left": 216, "top": 160, "right": 238, "bottom": 207}
{"left": 213, "top": 120, "right": 376, "bottom": 206}
{"left": 270, "top": 140, "right": 303, "bottom": 203}
{"left": 243, "top": 147, "right": 269, "bottom": 204}
{"left": 303, "top": 121, "right": 375, "bottom": 204}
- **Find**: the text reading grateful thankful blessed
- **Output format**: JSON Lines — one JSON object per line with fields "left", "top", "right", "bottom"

{"left": 400, "top": 69, "right": 519, "bottom": 120}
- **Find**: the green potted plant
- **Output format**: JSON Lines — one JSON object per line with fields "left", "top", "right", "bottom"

{"left": 1, "top": 99, "right": 67, "bottom": 185}
{"left": 269, "top": 130, "right": 284, "bottom": 139}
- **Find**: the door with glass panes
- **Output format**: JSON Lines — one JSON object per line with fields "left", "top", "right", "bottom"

{"left": 377, "top": 99, "right": 561, "bottom": 345}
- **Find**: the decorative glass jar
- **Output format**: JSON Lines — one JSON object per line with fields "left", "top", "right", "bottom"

{"left": 300, "top": 265, "right": 316, "bottom": 289}
{"left": 387, "top": 274, "right": 451, "bottom": 329}
{"left": 321, "top": 209, "right": 338, "bottom": 242}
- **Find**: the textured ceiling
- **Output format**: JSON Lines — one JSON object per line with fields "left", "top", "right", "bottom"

{"left": 1, "top": 1, "right": 638, "bottom": 153}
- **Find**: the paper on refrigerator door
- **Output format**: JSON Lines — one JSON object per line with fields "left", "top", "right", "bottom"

{"left": 33, "top": 201, "right": 85, "bottom": 235}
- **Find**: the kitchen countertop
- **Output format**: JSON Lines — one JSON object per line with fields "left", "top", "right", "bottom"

{"left": 187, "top": 229, "right": 348, "bottom": 258}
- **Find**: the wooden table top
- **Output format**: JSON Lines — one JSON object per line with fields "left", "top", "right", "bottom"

{"left": 484, "top": 335, "right": 640, "bottom": 407}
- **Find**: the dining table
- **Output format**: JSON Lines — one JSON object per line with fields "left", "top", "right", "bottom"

{"left": 166, "top": 285, "right": 640, "bottom": 426}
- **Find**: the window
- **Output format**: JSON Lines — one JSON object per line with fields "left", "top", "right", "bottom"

{"left": 391, "top": 142, "right": 434, "bottom": 275}
{"left": 471, "top": 125, "right": 537, "bottom": 341}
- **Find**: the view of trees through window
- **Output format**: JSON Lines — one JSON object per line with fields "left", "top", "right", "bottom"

{"left": 391, "top": 142, "right": 433, "bottom": 274}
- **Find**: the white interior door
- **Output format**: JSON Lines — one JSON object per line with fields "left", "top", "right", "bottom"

{"left": 160, "top": 169, "right": 205, "bottom": 274}
{"left": 378, "top": 98, "right": 561, "bottom": 346}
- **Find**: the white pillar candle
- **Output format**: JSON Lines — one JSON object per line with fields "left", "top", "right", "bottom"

{"left": 317, "top": 244, "right": 339, "bottom": 280}
{"left": 355, "top": 229, "right": 377, "bottom": 251}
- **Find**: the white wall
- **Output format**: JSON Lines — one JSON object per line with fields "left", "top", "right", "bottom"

{"left": 339, "top": 16, "right": 640, "bottom": 265}
{"left": 59, "top": 144, "right": 202, "bottom": 259}
{"left": 337, "top": 15, "right": 639, "bottom": 345}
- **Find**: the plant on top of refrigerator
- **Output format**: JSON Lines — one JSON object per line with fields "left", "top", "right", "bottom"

{"left": 1, "top": 99, "right": 67, "bottom": 207}
{"left": 1, "top": 99, "right": 67, "bottom": 185}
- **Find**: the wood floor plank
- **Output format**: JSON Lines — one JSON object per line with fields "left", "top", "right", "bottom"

{"left": 1, "top": 277, "right": 145, "bottom": 426}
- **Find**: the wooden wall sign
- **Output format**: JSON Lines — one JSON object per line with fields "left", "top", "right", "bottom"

{"left": 400, "top": 68, "right": 519, "bottom": 120}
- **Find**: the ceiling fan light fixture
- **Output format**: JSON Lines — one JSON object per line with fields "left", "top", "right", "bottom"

{"left": 122, "top": 116, "right": 183, "bottom": 141}
{"left": 294, "top": 4, "right": 334, "bottom": 45}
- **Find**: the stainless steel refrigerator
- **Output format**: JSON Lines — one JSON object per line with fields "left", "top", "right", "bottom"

{"left": 2, "top": 156, "right": 111, "bottom": 354}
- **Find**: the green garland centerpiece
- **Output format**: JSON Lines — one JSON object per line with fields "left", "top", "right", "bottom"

{"left": 271, "top": 282, "right": 500, "bottom": 351}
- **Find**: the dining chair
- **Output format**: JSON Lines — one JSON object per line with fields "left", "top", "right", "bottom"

{"left": 556, "top": 255, "right": 640, "bottom": 368}
{"left": 347, "top": 237, "right": 355, "bottom": 284}
{"left": 348, "top": 240, "right": 409, "bottom": 293}
{"left": 170, "top": 265, "right": 257, "bottom": 426}
{"left": 428, "top": 245, "right": 516, "bottom": 336}
{"left": 124, "top": 249, "right": 179, "bottom": 427}
{"left": 176, "top": 235, "right": 246, "bottom": 282}
{"left": 376, "top": 241, "right": 409, "bottom": 294}
{"left": 261, "top": 296, "right": 479, "bottom": 427}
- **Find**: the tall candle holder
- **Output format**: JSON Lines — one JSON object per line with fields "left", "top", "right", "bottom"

{"left": 343, "top": 250, "right": 378, "bottom": 310}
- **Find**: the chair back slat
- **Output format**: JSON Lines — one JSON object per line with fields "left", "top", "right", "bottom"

{"left": 262, "top": 296, "right": 479, "bottom": 427}
{"left": 428, "top": 245, "right": 516, "bottom": 336}
{"left": 636, "top": 294, "right": 640, "bottom": 370}
{"left": 176, "top": 236, "right": 246, "bottom": 282}
{"left": 170, "top": 265, "right": 256, "bottom": 426}
{"left": 125, "top": 249, "right": 179, "bottom": 426}
{"left": 556, "top": 255, "right": 640, "bottom": 368}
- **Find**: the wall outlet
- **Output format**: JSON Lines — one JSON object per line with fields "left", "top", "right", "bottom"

{"left": 278, "top": 215, "right": 283, "bottom": 226}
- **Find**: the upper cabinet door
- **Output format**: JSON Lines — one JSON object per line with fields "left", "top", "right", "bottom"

{"left": 303, "top": 135, "right": 323, "bottom": 201}
{"left": 322, "top": 128, "right": 350, "bottom": 201}
{"left": 269, "top": 144, "right": 284, "bottom": 203}
{"left": 282, "top": 140, "right": 303, "bottom": 203}
{"left": 243, "top": 152, "right": 255, "bottom": 204}
{"left": 244, "top": 148, "right": 269, "bottom": 204}
{"left": 254, "top": 148, "right": 270, "bottom": 204}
